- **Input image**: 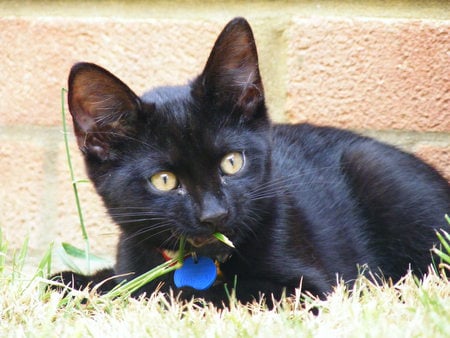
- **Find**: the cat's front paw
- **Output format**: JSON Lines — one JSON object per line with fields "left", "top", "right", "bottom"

{"left": 49, "top": 271, "right": 91, "bottom": 292}
{"left": 48, "top": 268, "right": 117, "bottom": 295}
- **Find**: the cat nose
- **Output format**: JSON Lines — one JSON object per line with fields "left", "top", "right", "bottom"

{"left": 199, "top": 194, "right": 228, "bottom": 230}
{"left": 200, "top": 207, "right": 228, "bottom": 229}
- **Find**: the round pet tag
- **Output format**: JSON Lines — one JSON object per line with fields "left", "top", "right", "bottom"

{"left": 174, "top": 256, "right": 217, "bottom": 290}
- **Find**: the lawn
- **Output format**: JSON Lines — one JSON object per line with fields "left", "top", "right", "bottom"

{"left": 1, "top": 237, "right": 449, "bottom": 338}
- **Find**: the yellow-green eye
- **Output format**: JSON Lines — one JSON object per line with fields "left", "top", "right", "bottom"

{"left": 220, "top": 152, "right": 244, "bottom": 175}
{"left": 150, "top": 171, "right": 178, "bottom": 191}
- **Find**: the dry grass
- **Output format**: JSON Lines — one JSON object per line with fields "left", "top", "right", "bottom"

{"left": 2, "top": 244, "right": 450, "bottom": 338}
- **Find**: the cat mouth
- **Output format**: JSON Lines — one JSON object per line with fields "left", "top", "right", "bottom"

{"left": 162, "top": 247, "right": 231, "bottom": 263}
{"left": 165, "top": 230, "right": 235, "bottom": 262}
{"left": 187, "top": 236, "right": 218, "bottom": 248}
{"left": 186, "top": 235, "right": 234, "bottom": 262}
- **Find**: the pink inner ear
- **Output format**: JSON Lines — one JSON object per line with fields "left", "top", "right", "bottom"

{"left": 68, "top": 62, "right": 140, "bottom": 161}
{"left": 69, "top": 63, "right": 140, "bottom": 129}
{"left": 200, "top": 18, "right": 264, "bottom": 104}
{"left": 217, "top": 32, "right": 259, "bottom": 83}
{"left": 77, "top": 113, "right": 96, "bottom": 131}
{"left": 72, "top": 99, "right": 98, "bottom": 133}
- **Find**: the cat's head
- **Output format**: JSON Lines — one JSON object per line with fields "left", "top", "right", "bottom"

{"left": 67, "top": 18, "right": 271, "bottom": 258}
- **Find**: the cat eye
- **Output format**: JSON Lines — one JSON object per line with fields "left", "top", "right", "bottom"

{"left": 150, "top": 171, "right": 178, "bottom": 191}
{"left": 220, "top": 152, "right": 245, "bottom": 175}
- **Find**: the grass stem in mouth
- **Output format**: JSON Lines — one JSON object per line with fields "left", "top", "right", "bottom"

{"left": 213, "top": 233, "right": 235, "bottom": 248}
{"left": 105, "top": 236, "right": 187, "bottom": 298}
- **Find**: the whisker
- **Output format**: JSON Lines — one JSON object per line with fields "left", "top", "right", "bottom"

{"left": 114, "top": 218, "right": 169, "bottom": 225}
{"left": 137, "top": 228, "right": 173, "bottom": 247}
{"left": 122, "top": 222, "right": 173, "bottom": 242}
{"left": 247, "top": 166, "right": 342, "bottom": 201}
{"left": 107, "top": 206, "right": 159, "bottom": 210}
{"left": 159, "top": 234, "right": 178, "bottom": 250}
{"left": 110, "top": 213, "right": 167, "bottom": 219}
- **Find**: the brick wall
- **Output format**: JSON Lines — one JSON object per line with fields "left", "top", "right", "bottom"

{"left": 0, "top": 1, "right": 449, "bottom": 268}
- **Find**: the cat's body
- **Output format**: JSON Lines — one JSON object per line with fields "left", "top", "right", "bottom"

{"left": 55, "top": 18, "right": 450, "bottom": 306}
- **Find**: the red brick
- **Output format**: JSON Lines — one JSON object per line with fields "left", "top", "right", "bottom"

{"left": 0, "top": 18, "right": 221, "bottom": 126}
{"left": 0, "top": 141, "right": 46, "bottom": 253}
{"left": 286, "top": 18, "right": 450, "bottom": 132}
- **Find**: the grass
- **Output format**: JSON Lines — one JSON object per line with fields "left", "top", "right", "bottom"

{"left": 2, "top": 243, "right": 450, "bottom": 337}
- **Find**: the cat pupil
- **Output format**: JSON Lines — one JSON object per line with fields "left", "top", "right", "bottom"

{"left": 228, "top": 157, "right": 235, "bottom": 167}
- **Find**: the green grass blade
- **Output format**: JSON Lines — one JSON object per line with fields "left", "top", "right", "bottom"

{"left": 37, "top": 243, "right": 53, "bottom": 279}
{"left": 0, "top": 228, "right": 7, "bottom": 275}
{"left": 213, "top": 232, "right": 235, "bottom": 248}
{"left": 57, "top": 245, "right": 82, "bottom": 274}
{"left": 433, "top": 247, "right": 450, "bottom": 264}
{"left": 20, "top": 243, "right": 54, "bottom": 297}
{"left": 436, "top": 230, "right": 450, "bottom": 255}
{"left": 62, "top": 242, "right": 109, "bottom": 264}
{"left": 13, "top": 236, "right": 29, "bottom": 279}
{"left": 106, "top": 260, "right": 180, "bottom": 299}
{"left": 105, "top": 237, "right": 187, "bottom": 299}
{"left": 73, "top": 179, "right": 90, "bottom": 184}
{"left": 61, "top": 87, "right": 91, "bottom": 273}
{"left": 177, "top": 236, "right": 186, "bottom": 259}
{"left": 18, "top": 236, "right": 29, "bottom": 266}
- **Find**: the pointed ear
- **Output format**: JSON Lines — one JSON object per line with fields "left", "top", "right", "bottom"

{"left": 198, "top": 17, "right": 265, "bottom": 121}
{"left": 68, "top": 62, "right": 141, "bottom": 161}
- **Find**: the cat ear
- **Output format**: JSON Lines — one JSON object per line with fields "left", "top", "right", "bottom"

{"left": 68, "top": 62, "right": 141, "bottom": 161}
{"left": 198, "top": 17, "right": 266, "bottom": 121}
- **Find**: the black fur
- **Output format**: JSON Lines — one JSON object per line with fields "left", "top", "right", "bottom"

{"left": 53, "top": 18, "right": 450, "bottom": 306}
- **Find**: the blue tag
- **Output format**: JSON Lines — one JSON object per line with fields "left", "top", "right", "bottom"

{"left": 174, "top": 256, "right": 217, "bottom": 290}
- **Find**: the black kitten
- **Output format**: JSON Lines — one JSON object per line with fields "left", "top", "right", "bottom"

{"left": 54, "top": 17, "right": 450, "bottom": 306}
